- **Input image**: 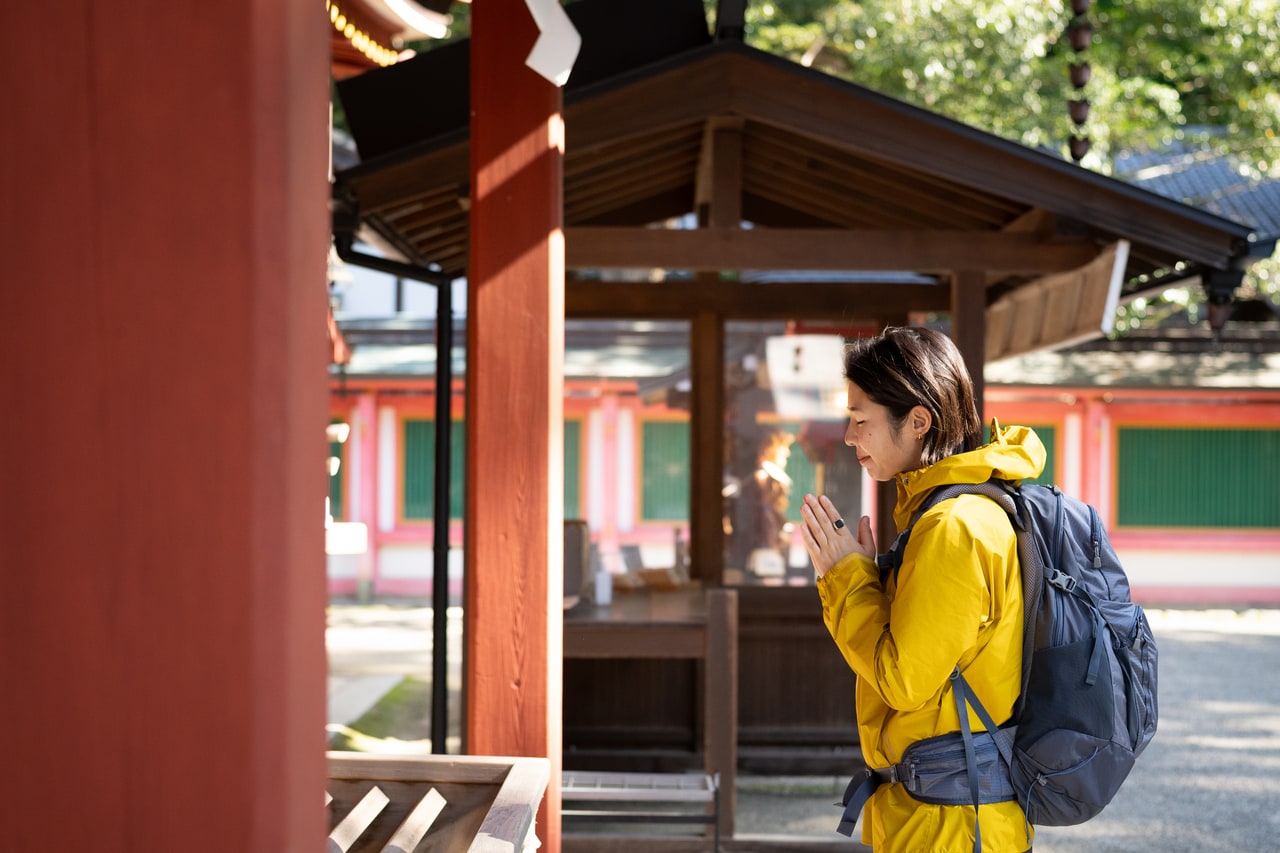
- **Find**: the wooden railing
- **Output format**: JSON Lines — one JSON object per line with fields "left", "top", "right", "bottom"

{"left": 327, "top": 752, "right": 550, "bottom": 853}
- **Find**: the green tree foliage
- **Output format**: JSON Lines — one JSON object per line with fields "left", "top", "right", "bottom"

{"left": 733, "top": 0, "right": 1279, "bottom": 311}
{"left": 735, "top": 0, "right": 1278, "bottom": 172}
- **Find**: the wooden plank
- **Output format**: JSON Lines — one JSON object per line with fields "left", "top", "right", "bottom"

{"left": 565, "top": 624, "right": 706, "bottom": 658}
{"left": 329, "top": 752, "right": 512, "bottom": 784}
{"left": 745, "top": 126, "right": 1019, "bottom": 227}
{"left": 985, "top": 240, "right": 1130, "bottom": 360}
{"left": 1001, "top": 207, "right": 1057, "bottom": 236}
{"left": 985, "top": 298, "right": 1015, "bottom": 363}
{"left": 329, "top": 785, "right": 390, "bottom": 853}
{"left": 472, "top": 754, "right": 553, "bottom": 853}
{"left": 562, "top": 771, "right": 717, "bottom": 802}
{"left": 566, "top": 227, "right": 1098, "bottom": 273}
{"left": 705, "top": 588, "right": 739, "bottom": 840}
{"left": 385, "top": 788, "right": 447, "bottom": 853}
{"left": 353, "top": 140, "right": 470, "bottom": 214}
{"left": 568, "top": 157, "right": 697, "bottom": 222}
{"left": 565, "top": 51, "right": 736, "bottom": 156}
{"left": 566, "top": 278, "right": 948, "bottom": 320}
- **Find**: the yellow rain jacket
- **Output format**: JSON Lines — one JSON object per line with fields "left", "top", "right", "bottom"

{"left": 817, "top": 422, "right": 1046, "bottom": 853}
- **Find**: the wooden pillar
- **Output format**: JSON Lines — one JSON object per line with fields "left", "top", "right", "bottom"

{"left": 467, "top": 2, "right": 564, "bottom": 851}
{"left": 873, "top": 312, "right": 909, "bottom": 551}
{"left": 690, "top": 309, "right": 726, "bottom": 584}
{"left": 951, "top": 269, "right": 988, "bottom": 421}
{"left": 689, "top": 117, "right": 740, "bottom": 585}
{"left": 3, "top": 1, "right": 331, "bottom": 850}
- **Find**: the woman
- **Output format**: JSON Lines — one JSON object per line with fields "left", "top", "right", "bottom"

{"left": 800, "top": 326, "right": 1044, "bottom": 853}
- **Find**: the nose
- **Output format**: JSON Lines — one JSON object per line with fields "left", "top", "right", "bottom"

{"left": 844, "top": 420, "right": 858, "bottom": 447}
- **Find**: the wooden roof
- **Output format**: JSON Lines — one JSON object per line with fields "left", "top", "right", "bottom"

{"left": 334, "top": 23, "right": 1263, "bottom": 358}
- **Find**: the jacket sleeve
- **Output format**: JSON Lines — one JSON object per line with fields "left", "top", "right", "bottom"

{"left": 818, "top": 496, "right": 1010, "bottom": 712}
{"left": 817, "top": 550, "right": 887, "bottom": 690}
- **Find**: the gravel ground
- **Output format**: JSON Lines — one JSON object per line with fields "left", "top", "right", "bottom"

{"left": 734, "top": 609, "right": 1280, "bottom": 851}
{"left": 328, "top": 605, "right": 1280, "bottom": 850}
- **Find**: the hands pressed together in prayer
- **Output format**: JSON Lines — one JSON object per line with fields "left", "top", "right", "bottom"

{"left": 800, "top": 493, "right": 876, "bottom": 579}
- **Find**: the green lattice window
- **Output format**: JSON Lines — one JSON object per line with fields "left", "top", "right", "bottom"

{"left": 328, "top": 419, "right": 345, "bottom": 520}
{"left": 403, "top": 419, "right": 466, "bottom": 521}
{"left": 1117, "top": 426, "right": 1280, "bottom": 529}
{"left": 565, "top": 419, "right": 582, "bottom": 519}
{"left": 641, "top": 420, "right": 689, "bottom": 521}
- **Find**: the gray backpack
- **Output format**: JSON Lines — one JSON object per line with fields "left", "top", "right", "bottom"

{"left": 838, "top": 480, "right": 1159, "bottom": 850}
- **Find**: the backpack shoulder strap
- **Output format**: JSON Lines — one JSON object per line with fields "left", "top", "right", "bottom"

{"left": 875, "top": 480, "right": 1021, "bottom": 585}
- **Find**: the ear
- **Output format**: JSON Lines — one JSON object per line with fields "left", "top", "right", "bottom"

{"left": 908, "top": 405, "right": 932, "bottom": 439}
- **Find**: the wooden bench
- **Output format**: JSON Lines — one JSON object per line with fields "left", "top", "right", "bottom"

{"left": 327, "top": 752, "right": 550, "bottom": 853}
{"left": 561, "top": 770, "right": 720, "bottom": 851}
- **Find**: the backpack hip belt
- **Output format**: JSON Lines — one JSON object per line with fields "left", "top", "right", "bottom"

{"left": 837, "top": 694, "right": 1017, "bottom": 838}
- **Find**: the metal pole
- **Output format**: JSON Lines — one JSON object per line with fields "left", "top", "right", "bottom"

{"left": 330, "top": 235, "right": 457, "bottom": 754}
{"left": 432, "top": 276, "right": 454, "bottom": 754}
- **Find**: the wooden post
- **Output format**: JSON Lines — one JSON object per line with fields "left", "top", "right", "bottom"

{"left": 689, "top": 118, "right": 740, "bottom": 585}
{"left": 705, "top": 588, "right": 739, "bottom": 838}
{"left": 467, "top": 2, "right": 564, "bottom": 850}
{"left": 951, "top": 270, "right": 988, "bottom": 421}
{"left": 874, "top": 313, "right": 909, "bottom": 553}
{"left": 3, "top": 0, "right": 331, "bottom": 849}
{"left": 690, "top": 309, "right": 726, "bottom": 584}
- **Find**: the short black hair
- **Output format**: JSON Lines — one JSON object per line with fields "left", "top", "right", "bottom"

{"left": 843, "top": 327, "right": 982, "bottom": 466}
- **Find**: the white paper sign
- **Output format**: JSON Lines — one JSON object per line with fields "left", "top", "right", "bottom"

{"left": 524, "top": 0, "right": 581, "bottom": 86}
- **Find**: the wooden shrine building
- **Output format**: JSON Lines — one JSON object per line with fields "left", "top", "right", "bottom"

{"left": 329, "top": 0, "right": 1270, "bottom": 848}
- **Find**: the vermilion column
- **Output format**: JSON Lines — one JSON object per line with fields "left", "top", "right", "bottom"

{"left": 466, "top": 2, "right": 565, "bottom": 851}
{"left": 2, "top": 1, "right": 330, "bottom": 850}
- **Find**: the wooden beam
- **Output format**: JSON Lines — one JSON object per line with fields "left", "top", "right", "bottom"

{"left": 566, "top": 227, "right": 1098, "bottom": 273}
{"left": 566, "top": 278, "right": 948, "bottom": 319}
{"left": 467, "top": 3, "right": 562, "bottom": 850}
{"left": 1002, "top": 207, "right": 1057, "bottom": 237}
{"left": 951, "top": 270, "right": 987, "bottom": 421}
{"left": 695, "top": 115, "right": 745, "bottom": 223}
{"left": 347, "top": 139, "right": 469, "bottom": 214}
{"left": 714, "top": 0, "right": 747, "bottom": 39}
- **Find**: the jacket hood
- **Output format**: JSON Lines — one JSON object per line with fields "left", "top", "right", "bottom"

{"left": 893, "top": 420, "right": 1047, "bottom": 529}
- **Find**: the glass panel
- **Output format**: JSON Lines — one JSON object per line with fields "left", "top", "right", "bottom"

{"left": 563, "top": 319, "right": 691, "bottom": 596}
{"left": 723, "top": 322, "right": 863, "bottom": 586}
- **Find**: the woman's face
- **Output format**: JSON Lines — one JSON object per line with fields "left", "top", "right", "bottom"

{"left": 843, "top": 381, "right": 924, "bottom": 481}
